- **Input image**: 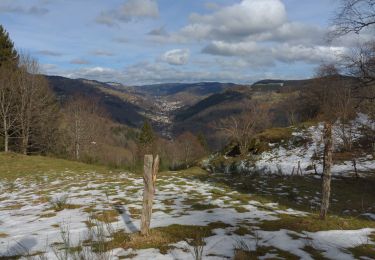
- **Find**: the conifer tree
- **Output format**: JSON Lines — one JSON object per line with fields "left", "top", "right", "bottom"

{"left": 0, "top": 25, "right": 19, "bottom": 67}
{"left": 139, "top": 121, "right": 155, "bottom": 155}
{"left": 197, "top": 132, "right": 209, "bottom": 152}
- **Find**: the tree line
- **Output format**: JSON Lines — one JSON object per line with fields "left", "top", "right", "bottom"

{"left": 0, "top": 26, "right": 59, "bottom": 155}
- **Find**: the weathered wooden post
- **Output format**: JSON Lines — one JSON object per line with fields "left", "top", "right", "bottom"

{"left": 140, "top": 154, "right": 159, "bottom": 236}
{"left": 297, "top": 161, "right": 302, "bottom": 176}
{"left": 320, "top": 123, "right": 333, "bottom": 220}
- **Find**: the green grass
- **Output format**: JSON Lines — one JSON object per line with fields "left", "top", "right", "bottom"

{"left": 0, "top": 152, "right": 112, "bottom": 180}
{"left": 191, "top": 203, "right": 218, "bottom": 211}
{"left": 107, "top": 222, "right": 231, "bottom": 254}
{"left": 259, "top": 214, "right": 375, "bottom": 232}
{"left": 348, "top": 244, "right": 375, "bottom": 259}
{"left": 233, "top": 226, "right": 252, "bottom": 236}
{"left": 234, "top": 206, "right": 250, "bottom": 213}
{"left": 234, "top": 245, "right": 300, "bottom": 260}
{"left": 302, "top": 246, "right": 328, "bottom": 260}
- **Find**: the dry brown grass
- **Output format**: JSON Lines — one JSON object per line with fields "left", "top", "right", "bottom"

{"left": 107, "top": 222, "right": 231, "bottom": 254}
{"left": 93, "top": 210, "right": 119, "bottom": 223}
{"left": 0, "top": 233, "right": 8, "bottom": 238}
{"left": 2, "top": 203, "right": 25, "bottom": 210}
{"left": 39, "top": 212, "right": 57, "bottom": 218}
{"left": 259, "top": 214, "right": 375, "bottom": 233}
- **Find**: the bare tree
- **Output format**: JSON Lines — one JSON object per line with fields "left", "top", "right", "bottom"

{"left": 313, "top": 65, "right": 340, "bottom": 220}
{"left": 175, "top": 132, "right": 206, "bottom": 169}
{"left": 63, "top": 95, "right": 107, "bottom": 161}
{"left": 216, "top": 102, "right": 269, "bottom": 155}
{"left": 332, "top": 0, "right": 375, "bottom": 37}
{"left": 332, "top": 1, "right": 375, "bottom": 97}
{"left": 0, "top": 65, "right": 17, "bottom": 152}
{"left": 279, "top": 92, "right": 300, "bottom": 126}
{"left": 344, "top": 42, "right": 375, "bottom": 93}
{"left": 15, "top": 55, "right": 58, "bottom": 154}
{"left": 16, "top": 56, "right": 37, "bottom": 154}
{"left": 333, "top": 86, "right": 356, "bottom": 151}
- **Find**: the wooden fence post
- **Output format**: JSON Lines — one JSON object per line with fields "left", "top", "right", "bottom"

{"left": 141, "top": 154, "right": 159, "bottom": 236}
{"left": 320, "top": 123, "right": 333, "bottom": 220}
{"left": 297, "top": 161, "right": 302, "bottom": 176}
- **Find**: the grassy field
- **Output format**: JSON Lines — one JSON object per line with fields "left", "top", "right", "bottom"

{"left": 0, "top": 153, "right": 374, "bottom": 259}
{"left": 0, "top": 152, "right": 112, "bottom": 180}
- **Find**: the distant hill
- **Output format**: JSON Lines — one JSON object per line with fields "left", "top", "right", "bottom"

{"left": 174, "top": 90, "right": 247, "bottom": 121}
{"left": 252, "top": 76, "right": 357, "bottom": 92}
{"left": 46, "top": 76, "right": 146, "bottom": 127}
{"left": 131, "top": 82, "right": 244, "bottom": 106}
{"left": 134, "top": 82, "right": 239, "bottom": 96}
{"left": 251, "top": 79, "right": 315, "bottom": 92}
{"left": 172, "top": 88, "right": 252, "bottom": 149}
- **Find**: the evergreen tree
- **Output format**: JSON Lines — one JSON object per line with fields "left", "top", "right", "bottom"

{"left": 139, "top": 121, "right": 155, "bottom": 153}
{"left": 197, "top": 132, "right": 209, "bottom": 152}
{"left": 0, "top": 25, "right": 19, "bottom": 67}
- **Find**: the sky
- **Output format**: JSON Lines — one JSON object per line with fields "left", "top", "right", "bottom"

{"left": 0, "top": 0, "right": 367, "bottom": 85}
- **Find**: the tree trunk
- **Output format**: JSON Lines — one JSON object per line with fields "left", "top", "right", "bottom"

{"left": 3, "top": 118, "right": 8, "bottom": 152}
{"left": 75, "top": 140, "right": 80, "bottom": 160}
{"left": 4, "top": 132, "right": 8, "bottom": 152}
{"left": 141, "top": 154, "right": 159, "bottom": 236}
{"left": 74, "top": 117, "right": 80, "bottom": 160}
{"left": 21, "top": 131, "right": 29, "bottom": 155}
{"left": 320, "top": 122, "right": 333, "bottom": 220}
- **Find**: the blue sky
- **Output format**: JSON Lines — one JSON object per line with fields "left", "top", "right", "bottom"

{"left": 0, "top": 0, "right": 356, "bottom": 85}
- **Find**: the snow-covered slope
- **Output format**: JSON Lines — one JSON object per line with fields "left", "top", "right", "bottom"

{"left": 206, "top": 114, "right": 375, "bottom": 176}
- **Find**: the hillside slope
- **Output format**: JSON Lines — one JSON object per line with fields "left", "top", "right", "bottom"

{"left": 47, "top": 76, "right": 146, "bottom": 127}
{"left": 204, "top": 114, "right": 375, "bottom": 176}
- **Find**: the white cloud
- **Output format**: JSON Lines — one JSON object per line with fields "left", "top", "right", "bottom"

{"left": 148, "top": 26, "right": 169, "bottom": 36}
{"left": 272, "top": 44, "right": 346, "bottom": 64}
{"left": 64, "top": 67, "right": 121, "bottom": 81}
{"left": 203, "top": 39, "right": 346, "bottom": 64}
{"left": 239, "top": 22, "right": 328, "bottom": 45}
{"left": 203, "top": 41, "right": 262, "bottom": 56}
{"left": 153, "top": 0, "right": 287, "bottom": 42}
{"left": 96, "top": 0, "right": 159, "bottom": 26}
{"left": 147, "top": 0, "right": 342, "bottom": 68}
{"left": 161, "top": 49, "right": 190, "bottom": 65}
{"left": 189, "top": 0, "right": 286, "bottom": 39}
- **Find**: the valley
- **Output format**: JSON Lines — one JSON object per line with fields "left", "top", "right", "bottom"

{"left": 1, "top": 1, "right": 375, "bottom": 259}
